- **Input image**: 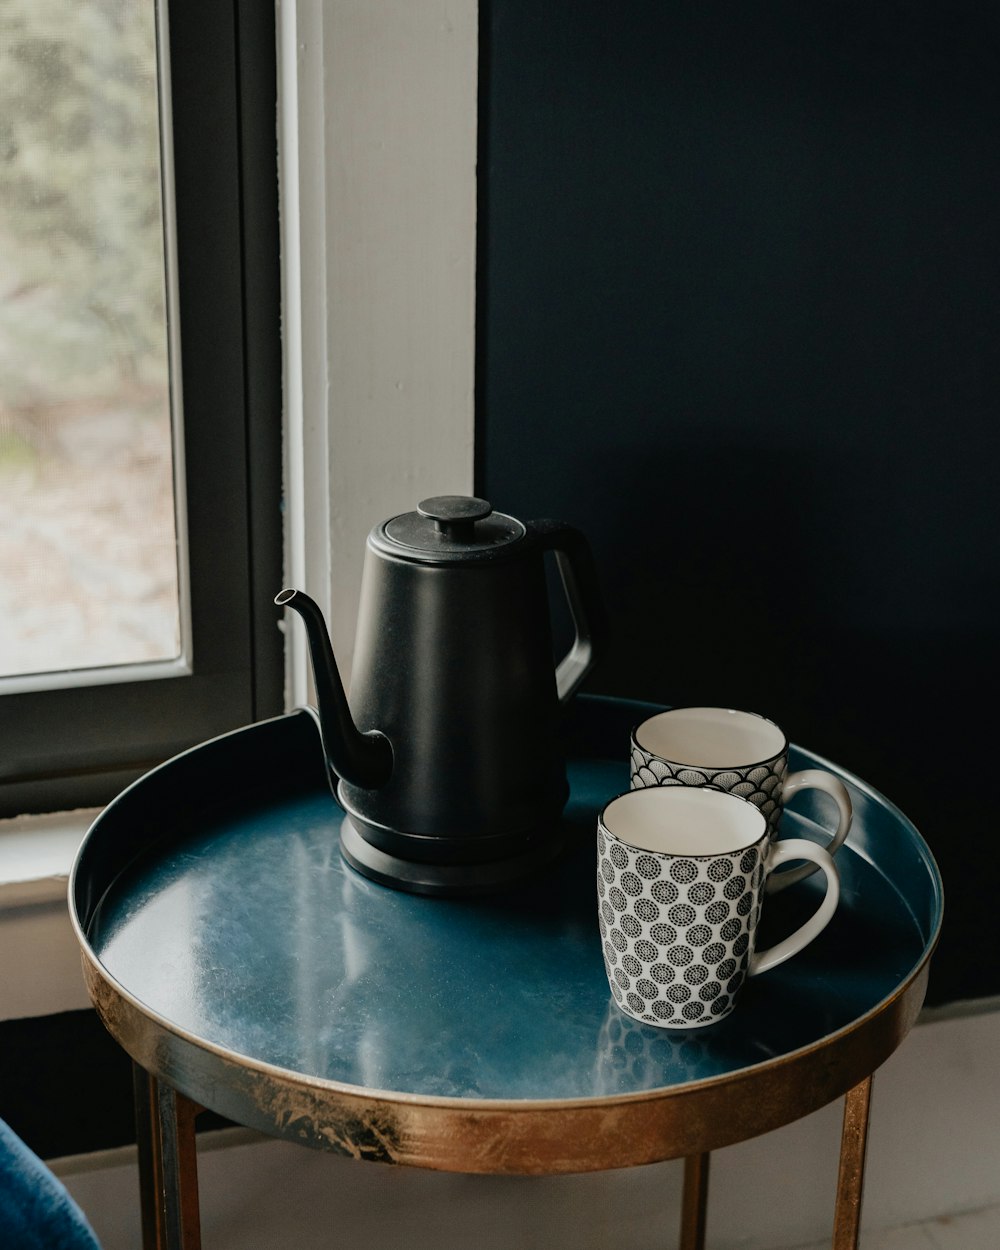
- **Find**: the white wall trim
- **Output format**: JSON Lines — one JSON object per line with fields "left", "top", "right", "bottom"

{"left": 276, "top": 0, "right": 333, "bottom": 708}
{"left": 277, "top": 0, "right": 478, "bottom": 703}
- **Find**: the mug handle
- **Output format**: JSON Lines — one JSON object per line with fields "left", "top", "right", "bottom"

{"left": 749, "top": 839, "right": 840, "bottom": 976}
{"left": 767, "top": 768, "right": 853, "bottom": 893}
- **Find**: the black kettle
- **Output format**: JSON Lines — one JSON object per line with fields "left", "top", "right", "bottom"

{"left": 275, "top": 495, "right": 605, "bottom": 895}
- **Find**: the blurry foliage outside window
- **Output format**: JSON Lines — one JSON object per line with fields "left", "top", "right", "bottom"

{"left": 0, "top": 0, "right": 181, "bottom": 681}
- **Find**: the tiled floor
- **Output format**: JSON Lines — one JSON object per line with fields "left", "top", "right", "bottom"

{"left": 788, "top": 1202, "right": 1000, "bottom": 1249}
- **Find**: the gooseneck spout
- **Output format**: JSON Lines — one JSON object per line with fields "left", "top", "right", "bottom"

{"left": 275, "top": 588, "right": 393, "bottom": 789}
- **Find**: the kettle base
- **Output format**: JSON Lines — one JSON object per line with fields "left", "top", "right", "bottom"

{"left": 339, "top": 816, "right": 567, "bottom": 897}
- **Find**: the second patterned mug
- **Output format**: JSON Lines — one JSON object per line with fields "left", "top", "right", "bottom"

{"left": 630, "top": 707, "right": 852, "bottom": 891}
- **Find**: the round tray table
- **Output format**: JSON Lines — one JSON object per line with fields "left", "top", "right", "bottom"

{"left": 69, "top": 695, "right": 942, "bottom": 1250}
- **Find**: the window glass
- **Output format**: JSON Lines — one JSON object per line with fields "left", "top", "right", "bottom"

{"left": 0, "top": 0, "right": 183, "bottom": 683}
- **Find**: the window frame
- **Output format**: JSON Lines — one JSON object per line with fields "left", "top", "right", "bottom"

{"left": 0, "top": 0, "right": 284, "bottom": 817}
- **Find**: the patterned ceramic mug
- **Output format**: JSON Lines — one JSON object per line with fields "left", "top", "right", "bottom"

{"left": 630, "top": 707, "right": 852, "bottom": 891}
{"left": 597, "top": 786, "right": 839, "bottom": 1029}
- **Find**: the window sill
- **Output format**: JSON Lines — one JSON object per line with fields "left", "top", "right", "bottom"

{"left": 0, "top": 810, "right": 100, "bottom": 1021}
{"left": 0, "top": 808, "right": 98, "bottom": 909}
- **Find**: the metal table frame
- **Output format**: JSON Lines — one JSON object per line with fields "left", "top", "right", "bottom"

{"left": 127, "top": 1070, "right": 876, "bottom": 1250}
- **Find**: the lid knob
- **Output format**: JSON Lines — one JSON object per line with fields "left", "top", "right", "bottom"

{"left": 417, "top": 495, "right": 493, "bottom": 540}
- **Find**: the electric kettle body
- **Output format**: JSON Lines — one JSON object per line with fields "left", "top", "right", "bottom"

{"left": 277, "top": 496, "right": 604, "bottom": 895}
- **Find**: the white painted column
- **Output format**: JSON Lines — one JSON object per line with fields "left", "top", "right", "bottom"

{"left": 278, "top": 0, "right": 478, "bottom": 704}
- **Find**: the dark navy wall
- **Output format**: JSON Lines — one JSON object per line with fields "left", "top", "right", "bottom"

{"left": 478, "top": 1, "right": 1000, "bottom": 1004}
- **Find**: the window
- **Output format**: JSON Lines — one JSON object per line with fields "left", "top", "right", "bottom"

{"left": 1, "top": 1, "right": 184, "bottom": 684}
{"left": 0, "top": 0, "right": 282, "bottom": 817}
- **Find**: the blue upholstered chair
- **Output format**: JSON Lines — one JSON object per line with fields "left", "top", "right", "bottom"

{"left": 0, "top": 1118, "right": 102, "bottom": 1249}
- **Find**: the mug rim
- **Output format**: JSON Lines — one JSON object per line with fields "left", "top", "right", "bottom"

{"left": 631, "top": 706, "right": 789, "bottom": 772}
{"left": 599, "top": 785, "right": 769, "bottom": 858}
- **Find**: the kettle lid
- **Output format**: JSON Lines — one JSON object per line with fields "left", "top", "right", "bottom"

{"left": 379, "top": 496, "right": 525, "bottom": 561}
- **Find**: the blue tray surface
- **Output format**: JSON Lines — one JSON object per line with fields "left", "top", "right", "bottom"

{"left": 82, "top": 697, "right": 940, "bottom": 1103}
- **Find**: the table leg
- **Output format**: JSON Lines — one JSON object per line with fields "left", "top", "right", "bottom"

{"left": 832, "top": 1075, "right": 874, "bottom": 1250}
{"left": 133, "top": 1064, "right": 203, "bottom": 1250}
{"left": 679, "top": 1152, "right": 710, "bottom": 1250}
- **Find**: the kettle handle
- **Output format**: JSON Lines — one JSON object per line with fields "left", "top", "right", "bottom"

{"left": 528, "top": 520, "right": 607, "bottom": 704}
